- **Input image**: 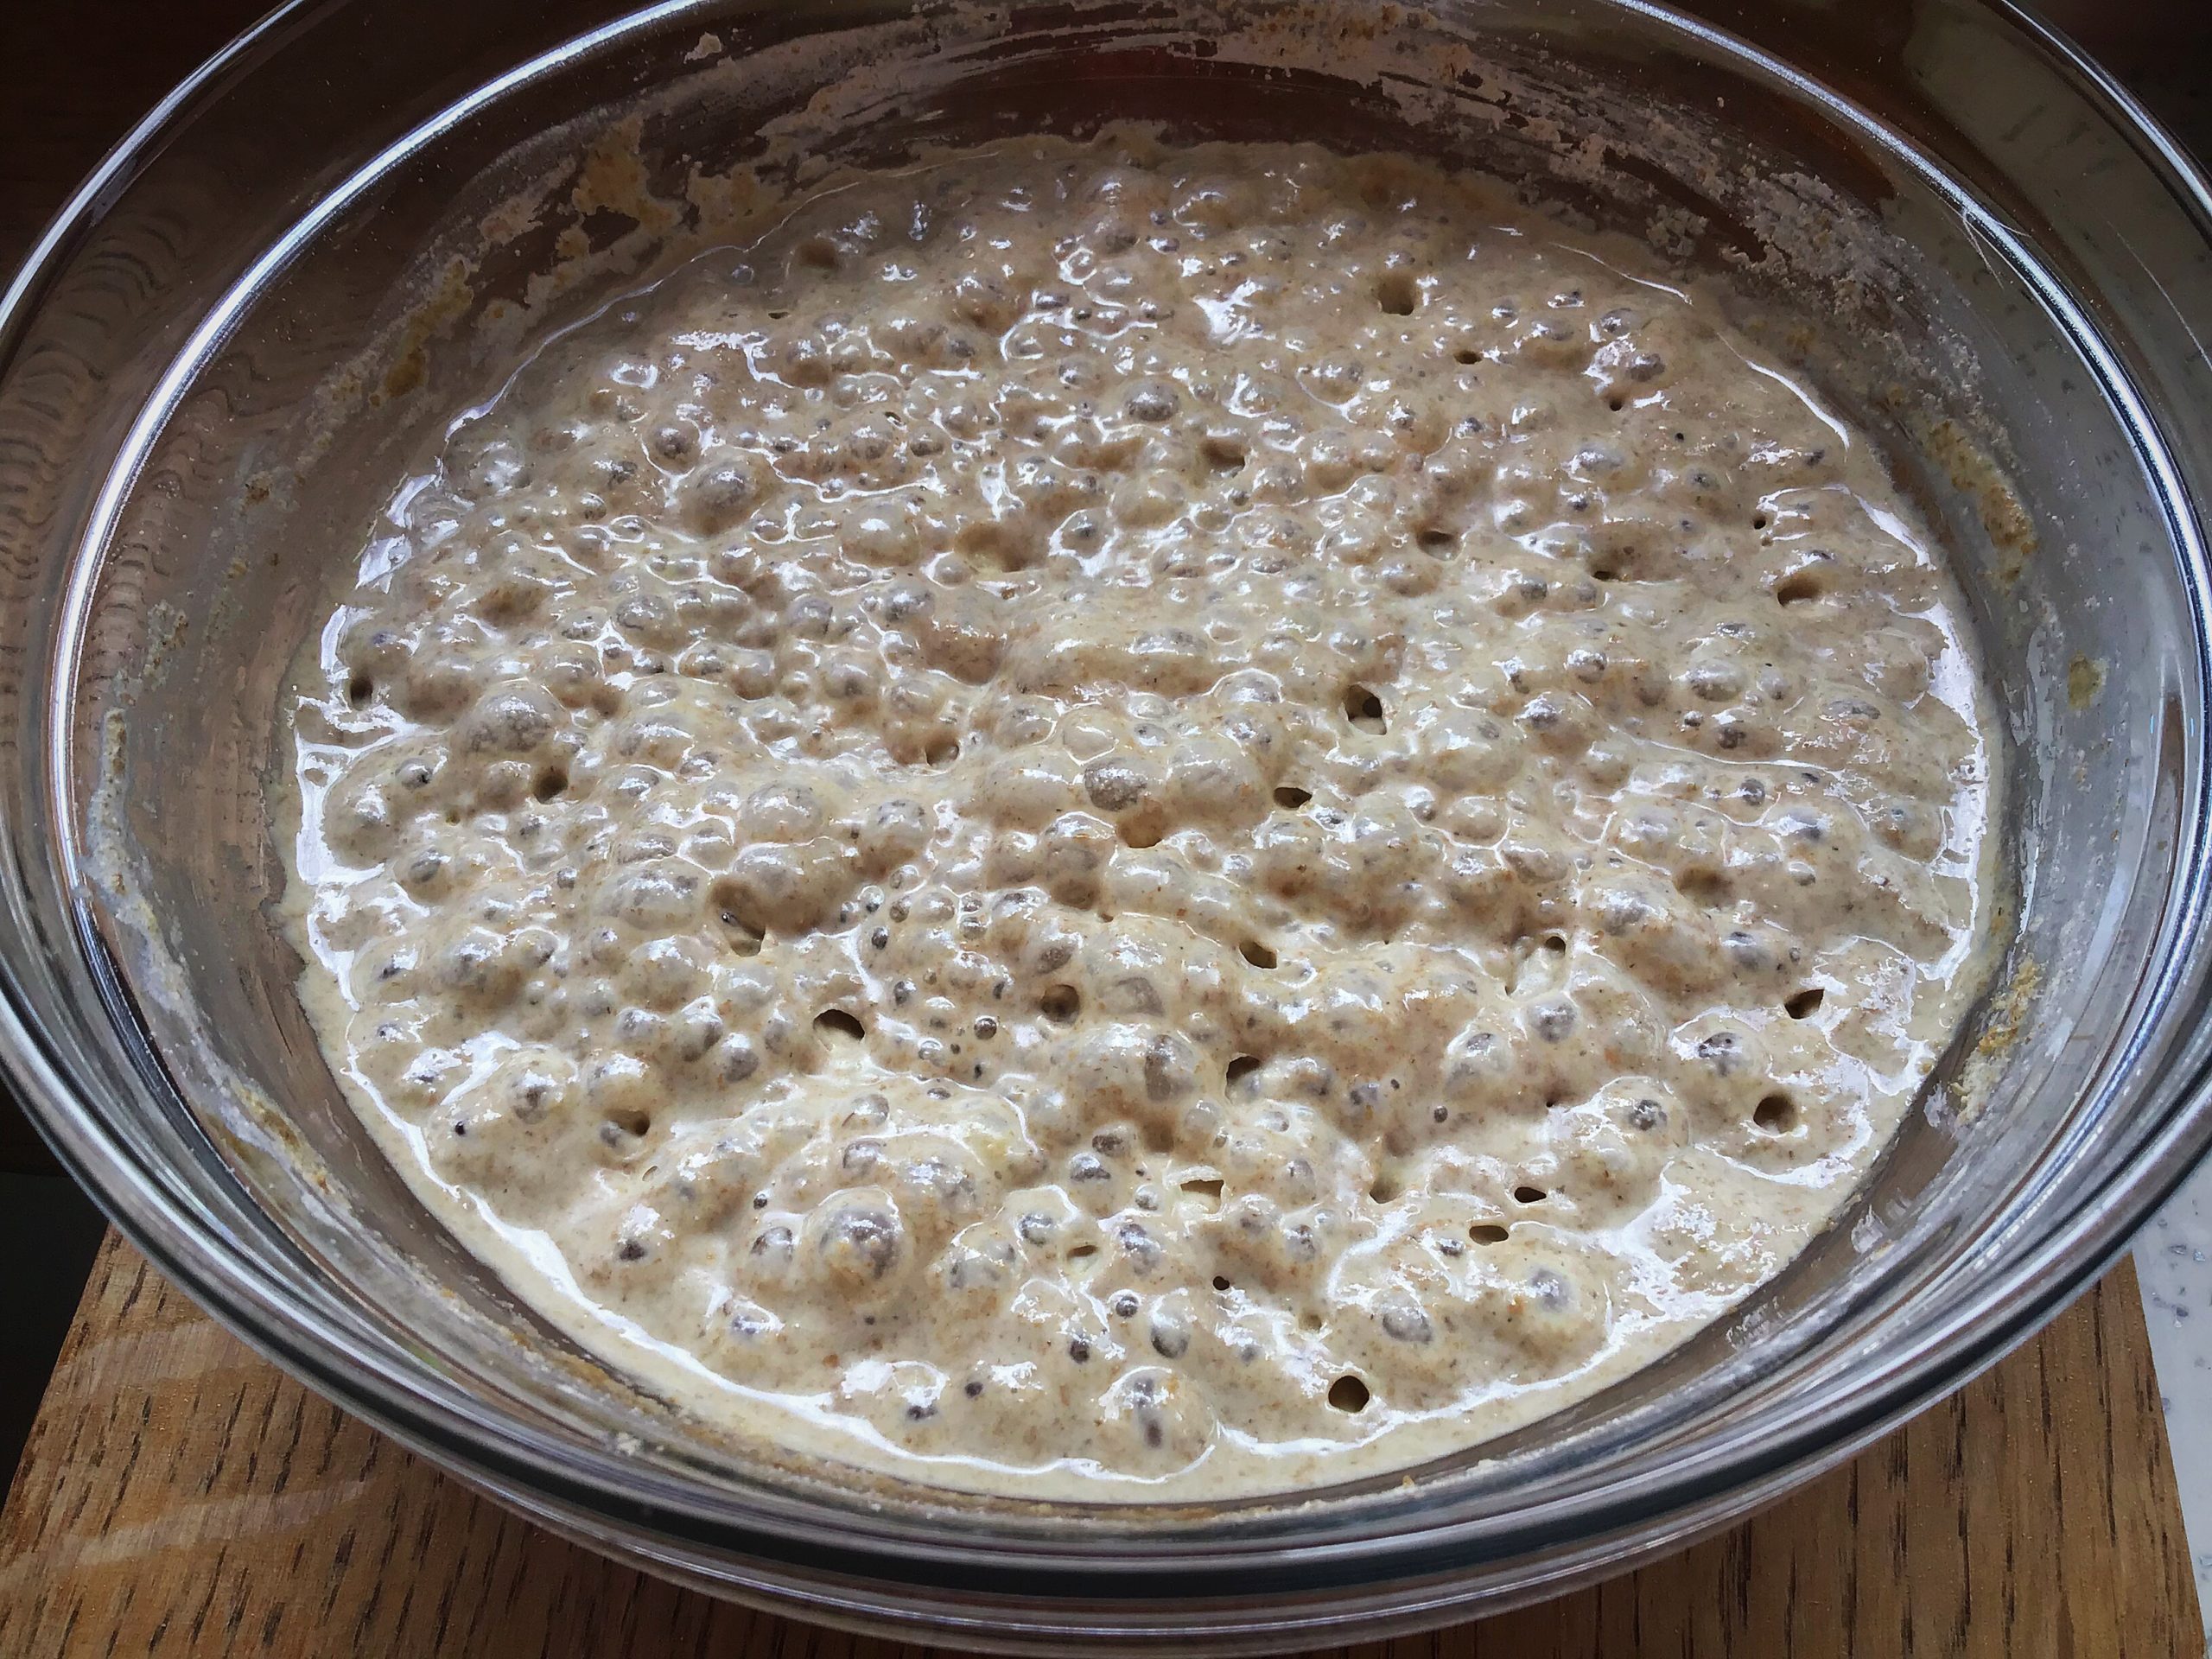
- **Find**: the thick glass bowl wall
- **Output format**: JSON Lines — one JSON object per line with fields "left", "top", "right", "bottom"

{"left": 0, "top": 0, "right": 2208, "bottom": 1646}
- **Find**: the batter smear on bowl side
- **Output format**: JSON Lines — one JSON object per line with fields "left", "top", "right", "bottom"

{"left": 282, "top": 134, "right": 1997, "bottom": 1498}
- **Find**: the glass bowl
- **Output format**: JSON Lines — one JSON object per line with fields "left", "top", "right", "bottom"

{"left": 2, "top": 0, "right": 2209, "bottom": 1647}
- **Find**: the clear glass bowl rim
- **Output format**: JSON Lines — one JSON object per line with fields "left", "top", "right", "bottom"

{"left": 2, "top": 0, "right": 2211, "bottom": 1636}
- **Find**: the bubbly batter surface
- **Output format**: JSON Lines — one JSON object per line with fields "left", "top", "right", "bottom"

{"left": 283, "top": 135, "right": 1995, "bottom": 1498}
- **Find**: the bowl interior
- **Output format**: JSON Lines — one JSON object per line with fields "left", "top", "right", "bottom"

{"left": 25, "top": 0, "right": 2212, "bottom": 1554}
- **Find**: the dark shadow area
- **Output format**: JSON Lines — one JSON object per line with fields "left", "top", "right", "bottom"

{"left": 0, "top": 1174, "right": 109, "bottom": 1484}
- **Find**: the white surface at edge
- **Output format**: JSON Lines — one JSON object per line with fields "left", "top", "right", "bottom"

{"left": 2133, "top": 1154, "right": 2212, "bottom": 1646}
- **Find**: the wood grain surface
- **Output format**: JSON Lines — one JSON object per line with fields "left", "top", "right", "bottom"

{"left": 0, "top": 1232, "right": 2197, "bottom": 1656}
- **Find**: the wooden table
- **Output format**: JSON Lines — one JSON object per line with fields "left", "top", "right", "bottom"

{"left": 0, "top": 1232, "right": 2196, "bottom": 1656}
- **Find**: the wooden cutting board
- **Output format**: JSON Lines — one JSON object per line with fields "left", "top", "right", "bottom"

{"left": 0, "top": 1232, "right": 2196, "bottom": 1656}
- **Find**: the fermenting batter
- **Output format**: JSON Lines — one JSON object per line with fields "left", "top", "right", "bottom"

{"left": 282, "top": 133, "right": 1996, "bottom": 1498}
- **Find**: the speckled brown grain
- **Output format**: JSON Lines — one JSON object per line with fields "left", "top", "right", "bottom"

{"left": 282, "top": 135, "right": 1999, "bottom": 1499}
